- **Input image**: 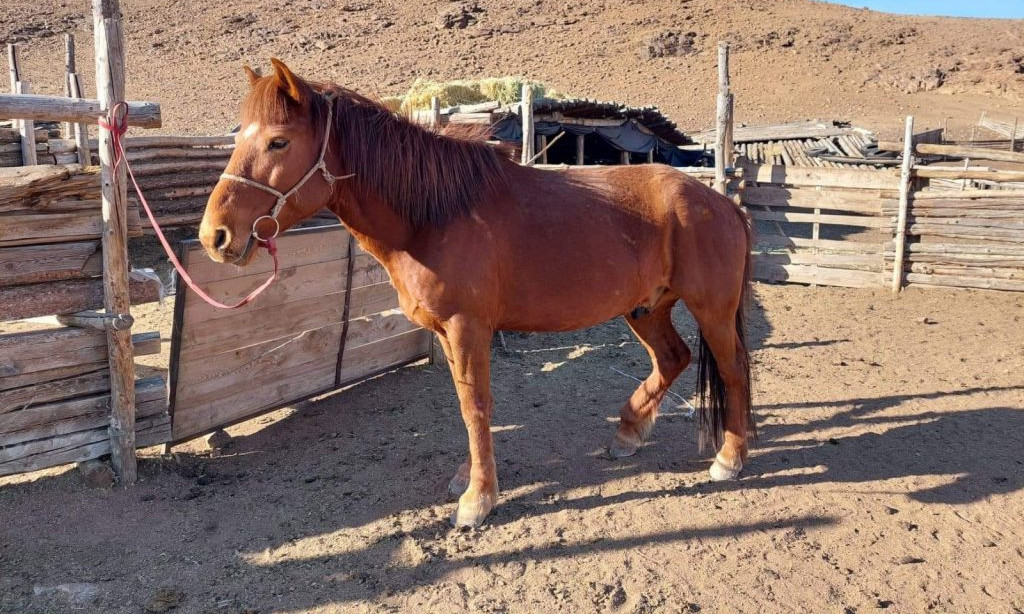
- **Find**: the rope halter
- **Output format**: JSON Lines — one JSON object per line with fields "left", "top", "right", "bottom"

{"left": 219, "top": 91, "right": 354, "bottom": 242}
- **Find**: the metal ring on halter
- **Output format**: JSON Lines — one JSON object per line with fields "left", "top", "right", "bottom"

{"left": 251, "top": 215, "right": 280, "bottom": 242}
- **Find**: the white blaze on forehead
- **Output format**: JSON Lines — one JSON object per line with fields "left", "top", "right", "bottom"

{"left": 241, "top": 123, "right": 261, "bottom": 140}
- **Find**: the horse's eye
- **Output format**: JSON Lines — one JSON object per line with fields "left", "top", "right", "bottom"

{"left": 268, "top": 138, "right": 289, "bottom": 151}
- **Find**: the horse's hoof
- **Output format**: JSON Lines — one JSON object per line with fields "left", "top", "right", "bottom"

{"left": 450, "top": 490, "right": 495, "bottom": 528}
{"left": 448, "top": 472, "right": 470, "bottom": 497}
{"left": 608, "top": 438, "right": 639, "bottom": 458}
{"left": 607, "top": 430, "right": 641, "bottom": 458}
{"left": 709, "top": 453, "right": 742, "bottom": 481}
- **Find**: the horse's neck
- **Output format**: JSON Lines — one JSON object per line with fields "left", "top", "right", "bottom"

{"left": 328, "top": 192, "right": 413, "bottom": 262}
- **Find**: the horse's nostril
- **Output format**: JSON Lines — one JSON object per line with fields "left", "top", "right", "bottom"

{"left": 214, "top": 227, "right": 231, "bottom": 251}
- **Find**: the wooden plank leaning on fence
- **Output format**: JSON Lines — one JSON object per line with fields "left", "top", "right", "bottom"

{"left": 891, "top": 116, "right": 914, "bottom": 293}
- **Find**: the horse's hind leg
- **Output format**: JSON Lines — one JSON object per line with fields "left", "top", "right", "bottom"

{"left": 609, "top": 301, "right": 691, "bottom": 458}
{"left": 688, "top": 303, "right": 753, "bottom": 481}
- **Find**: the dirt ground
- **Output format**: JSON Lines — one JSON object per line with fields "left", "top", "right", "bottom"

{"left": 1, "top": 282, "right": 1023, "bottom": 613}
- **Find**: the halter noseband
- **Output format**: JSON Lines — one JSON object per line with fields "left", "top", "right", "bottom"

{"left": 219, "top": 91, "right": 354, "bottom": 242}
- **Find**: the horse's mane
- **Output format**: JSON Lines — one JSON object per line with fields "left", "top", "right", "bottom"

{"left": 242, "top": 77, "right": 511, "bottom": 228}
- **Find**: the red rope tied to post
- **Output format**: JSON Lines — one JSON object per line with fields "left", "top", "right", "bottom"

{"left": 99, "top": 102, "right": 278, "bottom": 309}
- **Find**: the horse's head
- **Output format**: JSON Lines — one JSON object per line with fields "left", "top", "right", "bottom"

{"left": 199, "top": 59, "right": 335, "bottom": 264}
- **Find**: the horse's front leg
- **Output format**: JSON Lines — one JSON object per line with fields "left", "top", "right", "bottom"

{"left": 443, "top": 316, "right": 498, "bottom": 528}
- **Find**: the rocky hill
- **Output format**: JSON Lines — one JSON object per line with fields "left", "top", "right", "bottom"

{"left": 4, "top": 0, "right": 1024, "bottom": 137}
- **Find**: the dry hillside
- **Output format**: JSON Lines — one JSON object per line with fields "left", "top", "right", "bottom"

{"left": 4, "top": 0, "right": 1024, "bottom": 139}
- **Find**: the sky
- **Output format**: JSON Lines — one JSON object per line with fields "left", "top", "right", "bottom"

{"left": 826, "top": 0, "right": 1024, "bottom": 18}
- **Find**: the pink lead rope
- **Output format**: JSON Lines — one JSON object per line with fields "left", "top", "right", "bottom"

{"left": 100, "top": 102, "right": 279, "bottom": 310}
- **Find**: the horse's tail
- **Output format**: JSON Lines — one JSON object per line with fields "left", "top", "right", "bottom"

{"left": 696, "top": 204, "right": 756, "bottom": 452}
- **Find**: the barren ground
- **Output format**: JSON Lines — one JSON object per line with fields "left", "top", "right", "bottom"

{"left": 2, "top": 284, "right": 1023, "bottom": 613}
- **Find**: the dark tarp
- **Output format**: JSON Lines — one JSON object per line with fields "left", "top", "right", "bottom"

{"left": 490, "top": 116, "right": 704, "bottom": 167}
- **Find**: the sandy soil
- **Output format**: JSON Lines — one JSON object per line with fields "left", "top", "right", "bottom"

{"left": 2, "top": 283, "right": 1023, "bottom": 613}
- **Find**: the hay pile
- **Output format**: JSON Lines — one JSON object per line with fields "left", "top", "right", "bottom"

{"left": 396, "top": 77, "right": 565, "bottom": 111}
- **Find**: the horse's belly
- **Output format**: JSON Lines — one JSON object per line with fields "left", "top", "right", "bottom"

{"left": 497, "top": 266, "right": 657, "bottom": 332}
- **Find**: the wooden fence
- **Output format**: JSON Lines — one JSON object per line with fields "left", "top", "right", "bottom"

{"left": 169, "top": 225, "right": 432, "bottom": 441}
{"left": 740, "top": 135, "right": 1024, "bottom": 291}
{"left": 741, "top": 162, "right": 900, "bottom": 288}
{"left": 0, "top": 164, "right": 166, "bottom": 477}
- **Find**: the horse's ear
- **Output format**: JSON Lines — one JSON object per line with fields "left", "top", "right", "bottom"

{"left": 269, "top": 58, "right": 306, "bottom": 105}
{"left": 243, "top": 65, "right": 261, "bottom": 87}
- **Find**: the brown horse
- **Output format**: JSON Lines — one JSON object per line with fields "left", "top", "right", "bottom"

{"left": 199, "top": 59, "right": 755, "bottom": 527}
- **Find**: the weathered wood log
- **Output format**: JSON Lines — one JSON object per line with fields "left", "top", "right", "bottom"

{"left": 0, "top": 274, "right": 161, "bottom": 321}
{"left": 742, "top": 184, "right": 894, "bottom": 214}
{"left": 909, "top": 223, "right": 1024, "bottom": 243}
{"left": 905, "top": 272, "right": 1024, "bottom": 292}
{"left": 914, "top": 167, "right": 1024, "bottom": 182}
{"left": 520, "top": 84, "right": 534, "bottom": 165}
{"left": 0, "top": 206, "right": 142, "bottom": 247}
{"left": 757, "top": 251, "right": 883, "bottom": 270}
{"left": 754, "top": 261, "right": 886, "bottom": 288}
{"left": 87, "top": 134, "right": 235, "bottom": 149}
{"left": 907, "top": 208, "right": 1024, "bottom": 218}
{"left": 0, "top": 376, "right": 169, "bottom": 475}
{"left": 0, "top": 241, "right": 102, "bottom": 286}
{"left": 915, "top": 143, "right": 1024, "bottom": 164}
{"left": 0, "top": 329, "right": 159, "bottom": 396}
{"left": 67, "top": 72, "right": 91, "bottom": 166}
{"left": 909, "top": 262, "right": 1024, "bottom": 279}
{"left": 741, "top": 162, "right": 901, "bottom": 190}
{"left": 124, "top": 147, "right": 233, "bottom": 163}
{"left": 892, "top": 116, "right": 914, "bottom": 293}
{"left": 15, "top": 82, "right": 39, "bottom": 166}
{"left": 905, "top": 242, "right": 1024, "bottom": 256}
{"left": 0, "top": 164, "right": 99, "bottom": 213}
{"left": 755, "top": 235, "right": 885, "bottom": 254}
{"left": 57, "top": 311, "right": 134, "bottom": 331}
{"left": 129, "top": 159, "right": 227, "bottom": 177}
{"left": 748, "top": 208, "right": 892, "bottom": 229}
{"left": 714, "top": 41, "right": 730, "bottom": 195}
{"left": 0, "top": 369, "right": 109, "bottom": 413}
{"left": 0, "top": 93, "right": 160, "bottom": 128}
{"left": 0, "top": 375, "right": 165, "bottom": 447}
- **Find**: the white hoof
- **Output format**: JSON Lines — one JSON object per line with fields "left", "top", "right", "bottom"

{"left": 709, "top": 453, "right": 742, "bottom": 481}
{"left": 450, "top": 491, "right": 495, "bottom": 528}
{"left": 608, "top": 433, "right": 640, "bottom": 458}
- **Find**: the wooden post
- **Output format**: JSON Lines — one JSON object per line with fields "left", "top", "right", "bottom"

{"left": 891, "top": 115, "right": 914, "bottom": 294}
{"left": 7, "top": 44, "right": 30, "bottom": 167}
{"left": 64, "top": 34, "right": 76, "bottom": 138}
{"left": 647, "top": 149, "right": 655, "bottom": 164}
{"left": 6, "top": 44, "right": 17, "bottom": 93}
{"left": 520, "top": 83, "right": 535, "bottom": 165}
{"left": 714, "top": 42, "right": 730, "bottom": 195}
{"left": 725, "top": 92, "right": 735, "bottom": 168}
{"left": 538, "top": 134, "right": 548, "bottom": 164}
{"left": 68, "top": 73, "right": 91, "bottom": 165}
{"left": 575, "top": 133, "right": 585, "bottom": 165}
{"left": 93, "top": 0, "right": 138, "bottom": 484}
{"left": 620, "top": 150, "right": 630, "bottom": 165}
{"left": 15, "top": 81, "right": 38, "bottom": 166}
{"left": 430, "top": 96, "right": 441, "bottom": 129}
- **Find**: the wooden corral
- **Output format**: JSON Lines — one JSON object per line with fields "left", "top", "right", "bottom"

{"left": 740, "top": 117, "right": 1024, "bottom": 292}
